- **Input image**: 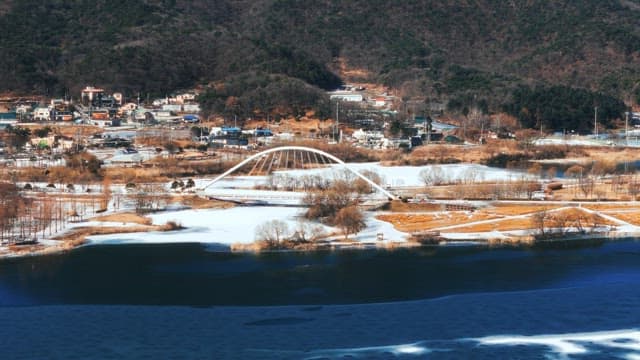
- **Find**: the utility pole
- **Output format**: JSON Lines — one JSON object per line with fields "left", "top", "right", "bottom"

{"left": 626, "top": 109, "right": 630, "bottom": 145}
{"left": 540, "top": 119, "right": 543, "bottom": 137}
{"left": 594, "top": 106, "right": 598, "bottom": 137}
{"left": 334, "top": 101, "right": 340, "bottom": 143}
{"left": 424, "top": 116, "right": 428, "bottom": 145}
{"left": 426, "top": 115, "right": 432, "bottom": 145}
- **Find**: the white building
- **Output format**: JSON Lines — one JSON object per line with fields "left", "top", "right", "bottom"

{"left": 175, "top": 93, "right": 197, "bottom": 104}
{"left": 33, "top": 107, "right": 52, "bottom": 121}
{"left": 119, "top": 102, "right": 138, "bottom": 113}
{"left": 328, "top": 91, "right": 364, "bottom": 102}
{"left": 91, "top": 119, "right": 114, "bottom": 127}
{"left": 161, "top": 104, "right": 201, "bottom": 113}
{"left": 15, "top": 104, "right": 32, "bottom": 115}
{"left": 113, "top": 93, "right": 123, "bottom": 105}
{"left": 81, "top": 86, "right": 105, "bottom": 103}
{"left": 352, "top": 129, "right": 386, "bottom": 148}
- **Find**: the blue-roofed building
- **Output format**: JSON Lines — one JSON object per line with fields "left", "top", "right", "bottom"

{"left": 183, "top": 114, "right": 199, "bottom": 123}
{"left": 221, "top": 127, "right": 241, "bottom": 135}
{"left": 254, "top": 128, "right": 273, "bottom": 137}
{"left": 0, "top": 112, "right": 17, "bottom": 121}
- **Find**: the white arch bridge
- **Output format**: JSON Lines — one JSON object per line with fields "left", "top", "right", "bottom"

{"left": 199, "top": 146, "right": 397, "bottom": 201}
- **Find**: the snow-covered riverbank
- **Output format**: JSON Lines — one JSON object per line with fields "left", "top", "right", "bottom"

{"left": 83, "top": 206, "right": 409, "bottom": 247}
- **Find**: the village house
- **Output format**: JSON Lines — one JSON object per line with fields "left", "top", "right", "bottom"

{"left": 29, "top": 135, "right": 74, "bottom": 151}
{"left": 81, "top": 86, "right": 105, "bottom": 105}
{"left": 374, "top": 96, "right": 387, "bottom": 107}
{"left": 113, "top": 92, "right": 123, "bottom": 105}
{"left": 370, "top": 94, "right": 395, "bottom": 108}
{"left": 328, "top": 91, "right": 364, "bottom": 102}
{"left": 174, "top": 92, "right": 197, "bottom": 104}
{"left": 33, "top": 107, "right": 52, "bottom": 121}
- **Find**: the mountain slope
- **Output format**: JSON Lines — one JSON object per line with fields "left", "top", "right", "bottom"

{"left": 1, "top": 0, "right": 640, "bottom": 107}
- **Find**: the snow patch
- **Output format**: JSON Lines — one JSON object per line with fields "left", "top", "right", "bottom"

{"left": 477, "top": 329, "right": 640, "bottom": 358}
{"left": 85, "top": 207, "right": 408, "bottom": 246}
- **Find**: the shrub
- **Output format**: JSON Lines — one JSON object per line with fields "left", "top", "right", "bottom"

{"left": 533, "top": 146, "right": 567, "bottom": 160}
{"left": 485, "top": 152, "right": 530, "bottom": 168}
{"left": 164, "top": 221, "right": 184, "bottom": 230}
{"left": 334, "top": 205, "right": 366, "bottom": 240}
{"left": 303, "top": 181, "right": 355, "bottom": 223}
{"left": 255, "top": 220, "right": 290, "bottom": 248}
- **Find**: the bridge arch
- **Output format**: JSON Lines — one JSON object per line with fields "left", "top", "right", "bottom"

{"left": 200, "top": 146, "right": 397, "bottom": 200}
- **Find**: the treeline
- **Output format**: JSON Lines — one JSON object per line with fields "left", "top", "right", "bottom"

{"left": 503, "top": 86, "right": 626, "bottom": 133}
{"left": 197, "top": 73, "right": 332, "bottom": 121}
{"left": 0, "top": 182, "right": 76, "bottom": 243}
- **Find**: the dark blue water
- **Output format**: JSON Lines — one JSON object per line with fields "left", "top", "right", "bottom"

{"left": 2, "top": 240, "right": 640, "bottom": 359}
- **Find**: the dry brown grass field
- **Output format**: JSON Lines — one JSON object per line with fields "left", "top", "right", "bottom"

{"left": 581, "top": 203, "right": 640, "bottom": 211}
{"left": 551, "top": 182, "right": 640, "bottom": 201}
{"left": 380, "top": 202, "right": 555, "bottom": 227}
{"left": 175, "top": 195, "right": 235, "bottom": 209}
{"left": 470, "top": 207, "right": 613, "bottom": 232}
{"left": 384, "top": 201, "right": 444, "bottom": 212}
{"left": 52, "top": 219, "right": 182, "bottom": 246}
{"left": 599, "top": 211, "right": 640, "bottom": 226}
{"left": 377, "top": 211, "right": 503, "bottom": 233}
{"left": 491, "top": 203, "right": 558, "bottom": 215}
{"left": 448, "top": 217, "right": 537, "bottom": 233}
{"left": 90, "top": 212, "right": 153, "bottom": 225}
{"left": 20, "top": 124, "right": 104, "bottom": 138}
{"left": 105, "top": 167, "right": 168, "bottom": 183}
{"left": 377, "top": 203, "right": 623, "bottom": 234}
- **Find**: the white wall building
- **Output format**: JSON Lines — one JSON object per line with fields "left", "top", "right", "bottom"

{"left": 33, "top": 107, "right": 52, "bottom": 121}
{"left": 81, "top": 86, "right": 105, "bottom": 102}
{"left": 328, "top": 91, "right": 364, "bottom": 102}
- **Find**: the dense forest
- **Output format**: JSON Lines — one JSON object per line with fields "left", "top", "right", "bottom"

{"left": 2, "top": 0, "right": 640, "bottom": 128}
{"left": 503, "top": 86, "right": 627, "bottom": 133}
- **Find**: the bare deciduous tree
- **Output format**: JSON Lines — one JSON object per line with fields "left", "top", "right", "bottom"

{"left": 565, "top": 165, "right": 585, "bottom": 197}
{"left": 353, "top": 169, "right": 384, "bottom": 194}
{"left": 579, "top": 176, "right": 595, "bottom": 199}
{"left": 255, "top": 220, "right": 290, "bottom": 248}
{"left": 531, "top": 208, "right": 548, "bottom": 238}
{"left": 291, "top": 219, "right": 326, "bottom": 243}
{"left": 419, "top": 166, "right": 446, "bottom": 187}
{"left": 527, "top": 162, "right": 542, "bottom": 177}
{"left": 100, "top": 176, "right": 111, "bottom": 211}
{"left": 547, "top": 211, "right": 571, "bottom": 235}
{"left": 303, "top": 180, "right": 355, "bottom": 221}
{"left": 133, "top": 183, "right": 168, "bottom": 214}
{"left": 628, "top": 174, "right": 640, "bottom": 199}
{"left": 334, "top": 205, "right": 366, "bottom": 240}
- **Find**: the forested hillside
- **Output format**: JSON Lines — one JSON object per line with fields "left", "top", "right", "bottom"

{"left": 2, "top": 0, "right": 640, "bottom": 122}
